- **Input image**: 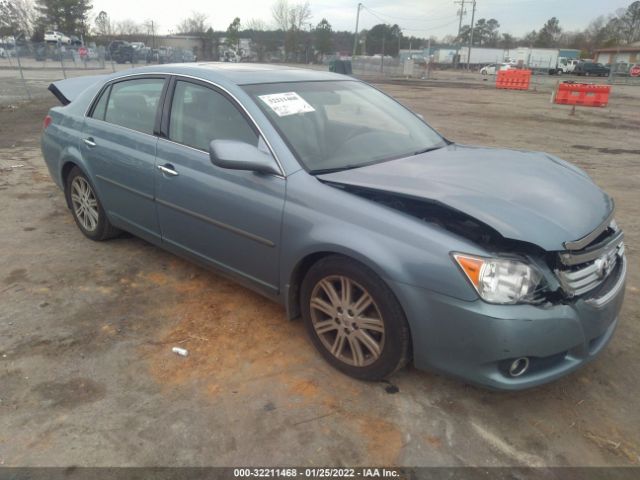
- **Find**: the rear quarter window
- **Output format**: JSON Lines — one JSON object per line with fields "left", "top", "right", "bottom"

{"left": 90, "top": 86, "right": 110, "bottom": 121}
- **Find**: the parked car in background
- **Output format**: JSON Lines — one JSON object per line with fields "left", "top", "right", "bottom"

{"left": 173, "top": 50, "right": 196, "bottom": 63}
{"left": 44, "top": 31, "right": 71, "bottom": 44}
{"left": 574, "top": 62, "right": 610, "bottom": 77}
{"left": 69, "top": 35, "right": 82, "bottom": 47}
{"left": 42, "top": 64, "right": 626, "bottom": 390}
{"left": 127, "top": 43, "right": 152, "bottom": 63}
{"left": 107, "top": 41, "right": 134, "bottom": 64}
{"left": 157, "top": 46, "right": 173, "bottom": 64}
{"left": 107, "top": 41, "right": 129, "bottom": 61}
{"left": 480, "top": 63, "right": 514, "bottom": 75}
{"left": 221, "top": 50, "right": 240, "bottom": 62}
{"left": 606, "top": 62, "right": 639, "bottom": 77}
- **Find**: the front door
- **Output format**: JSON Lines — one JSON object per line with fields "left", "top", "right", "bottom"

{"left": 154, "top": 78, "right": 285, "bottom": 294}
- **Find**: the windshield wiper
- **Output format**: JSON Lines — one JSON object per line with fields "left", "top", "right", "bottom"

{"left": 309, "top": 165, "right": 362, "bottom": 175}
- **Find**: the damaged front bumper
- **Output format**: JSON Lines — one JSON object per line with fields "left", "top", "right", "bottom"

{"left": 391, "top": 256, "right": 626, "bottom": 390}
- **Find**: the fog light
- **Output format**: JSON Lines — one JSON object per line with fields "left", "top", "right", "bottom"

{"left": 508, "top": 357, "right": 530, "bottom": 377}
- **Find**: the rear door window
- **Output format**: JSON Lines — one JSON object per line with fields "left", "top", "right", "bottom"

{"left": 103, "top": 78, "right": 165, "bottom": 135}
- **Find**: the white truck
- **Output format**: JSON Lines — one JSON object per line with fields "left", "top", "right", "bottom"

{"left": 558, "top": 58, "right": 580, "bottom": 73}
{"left": 44, "top": 31, "right": 71, "bottom": 44}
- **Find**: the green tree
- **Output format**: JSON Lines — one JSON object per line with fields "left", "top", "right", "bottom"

{"left": 459, "top": 18, "right": 499, "bottom": 46}
{"left": 485, "top": 19, "right": 500, "bottom": 46}
{"left": 35, "top": 0, "right": 92, "bottom": 37}
{"left": 521, "top": 30, "right": 537, "bottom": 47}
{"left": 314, "top": 18, "right": 332, "bottom": 60}
{"left": 227, "top": 17, "right": 241, "bottom": 51}
{"left": 365, "top": 23, "right": 401, "bottom": 56}
{"left": 500, "top": 33, "right": 516, "bottom": 49}
{"left": 535, "top": 17, "right": 562, "bottom": 47}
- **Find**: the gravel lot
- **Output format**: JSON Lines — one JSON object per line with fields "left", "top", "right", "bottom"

{"left": 0, "top": 67, "right": 639, "bottom": 468}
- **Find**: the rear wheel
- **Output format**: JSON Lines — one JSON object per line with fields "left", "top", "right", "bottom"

{"left": 65, "top": 166, "right": 120, "bottom": 241}
{"left": 301, "top": 255, "right": 411, "bottom": 380}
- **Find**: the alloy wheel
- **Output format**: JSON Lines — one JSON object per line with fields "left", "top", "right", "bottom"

{"left": 70, "top": 176, "right": 99, "bottom": 232}
{"left": 310, "top": 275, "right": 385, "bottom": 367}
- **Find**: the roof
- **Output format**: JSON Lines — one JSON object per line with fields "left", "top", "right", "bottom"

{"left": 594, "top": 46, "right": 640, "bottom": 53}
{"left": 119, "top": 62, "right": 349, "bottom": 85}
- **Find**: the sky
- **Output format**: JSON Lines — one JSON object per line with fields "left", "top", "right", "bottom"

{"left": 91, "top": 0, "right": 633, "bottom": 38}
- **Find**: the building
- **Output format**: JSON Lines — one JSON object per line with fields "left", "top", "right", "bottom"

{"left": 594, "top": 42, "right": 640, "bottom": 65}
{"left": 559, "top": 49, "right": 581, "bottom": 59}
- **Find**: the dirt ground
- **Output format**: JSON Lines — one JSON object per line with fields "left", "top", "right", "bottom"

{"left": 0, "top": 72, "right": 639, "bottom": 467}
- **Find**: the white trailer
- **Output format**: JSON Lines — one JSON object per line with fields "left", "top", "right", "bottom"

{"left": 459, "top": 47, "right": 507, "bottom": 66}
{"left": 514, "top": 48, "right": 561, "bottom": 74}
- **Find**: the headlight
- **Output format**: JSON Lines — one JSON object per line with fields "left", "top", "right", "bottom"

{"left": 453, "top": 253, "right": 543, "bottom": 304}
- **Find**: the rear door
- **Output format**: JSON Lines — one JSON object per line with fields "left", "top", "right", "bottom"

{"left": 154, "top": 77, "right": 285, "bottom": 294}
{"left": 82, "top": 76, "right": 167, "bottom": 243}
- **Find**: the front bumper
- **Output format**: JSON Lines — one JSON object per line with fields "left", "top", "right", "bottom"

{"left": 392, "top": 258, "right": 626, "bottom": 390}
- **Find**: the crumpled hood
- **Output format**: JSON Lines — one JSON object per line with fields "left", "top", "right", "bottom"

{"left": 318, "top": 144, "right": 613, "bottom": 251}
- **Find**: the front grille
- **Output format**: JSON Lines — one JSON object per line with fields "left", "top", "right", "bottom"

{"left": 556, "top": 223, "right": 625, "bottom": 298}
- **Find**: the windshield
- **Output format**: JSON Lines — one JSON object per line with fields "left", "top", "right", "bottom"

{"left": 243, "top": 81, "right": 446, "bottom": 173}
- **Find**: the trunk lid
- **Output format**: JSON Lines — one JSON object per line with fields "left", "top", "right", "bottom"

{"left": 48, "top": 74, "right": 109, "bottom": 105}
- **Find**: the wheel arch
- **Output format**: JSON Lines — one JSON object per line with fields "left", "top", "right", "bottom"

{"left": 60, "top": 159, "right": 80, "bottom": 208}
{"left": 284, "top": 246, "right": 404, "bottom": 322}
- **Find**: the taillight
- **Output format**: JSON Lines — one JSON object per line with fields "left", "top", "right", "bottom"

{"left": 43, "top": 115, "right": 52, "bottom": 130}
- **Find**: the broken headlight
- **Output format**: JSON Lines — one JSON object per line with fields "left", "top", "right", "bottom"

{"left": 453, "top": 253, "right": 543, "bottom": 304}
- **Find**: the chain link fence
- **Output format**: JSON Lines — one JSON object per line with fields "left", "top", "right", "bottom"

{"left": 2, "top": 39, "right": 638, "bottom": 106}
{"left": 0, "top": 39, "right": 205, "bottom": 105}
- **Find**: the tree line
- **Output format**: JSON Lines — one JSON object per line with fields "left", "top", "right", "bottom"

{"left": 456, "top": 3, "right": 639, "bottom": 53}
{"left": 1, "top": 0, "right": 639, "bottom": 61}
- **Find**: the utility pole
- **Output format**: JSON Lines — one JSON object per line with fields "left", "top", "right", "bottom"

{"left": 466, "top": 0, "right": 476, "bottom": 70}
{"left": 381, "top": 34, "right": 385, "bottom": 73}
{"left": 352, "top": 2, "right": 362, "bottom": 57}
{"left": 426, "top": 36, "right": 432, "bottom": 79}
{"left": 454, "top": 0, "right": 466, "bottom": 69}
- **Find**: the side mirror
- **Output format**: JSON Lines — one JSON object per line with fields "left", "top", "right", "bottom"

{"left": 209, "top": 139, "right": 281, "bottom": 176}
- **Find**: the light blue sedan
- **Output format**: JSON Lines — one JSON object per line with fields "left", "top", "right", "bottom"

{"left": 41, "top": 64, "right": 626, "bottom": 389}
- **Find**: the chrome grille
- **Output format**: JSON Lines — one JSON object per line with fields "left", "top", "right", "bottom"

{"left": 556, "top": 237, "right": 625, "bottom": 298}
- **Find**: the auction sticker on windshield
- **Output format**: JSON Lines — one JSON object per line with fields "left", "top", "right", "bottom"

{"left": 259, "top": 92, "right": 316, "bottom": 117}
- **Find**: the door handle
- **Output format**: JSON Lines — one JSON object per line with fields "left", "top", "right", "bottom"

{"left": 83, "top": 137, "right": 96, "bottom": 147}
{"left": 157, "top": 164, "right": 179, "bottom": 176}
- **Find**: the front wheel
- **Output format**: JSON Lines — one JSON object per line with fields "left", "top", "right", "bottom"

{"left": 301, "top": 255, "right": 411, "bottom": 380}
{"left": 65, "top": 166, "right": 120, "bottom": 241}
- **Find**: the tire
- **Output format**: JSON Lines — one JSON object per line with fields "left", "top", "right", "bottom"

{"left": 300, "top": 255, "right": 411, "bottom": 380}
{"left": 65, "top": 166, "right": 120, "bottom": 241}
